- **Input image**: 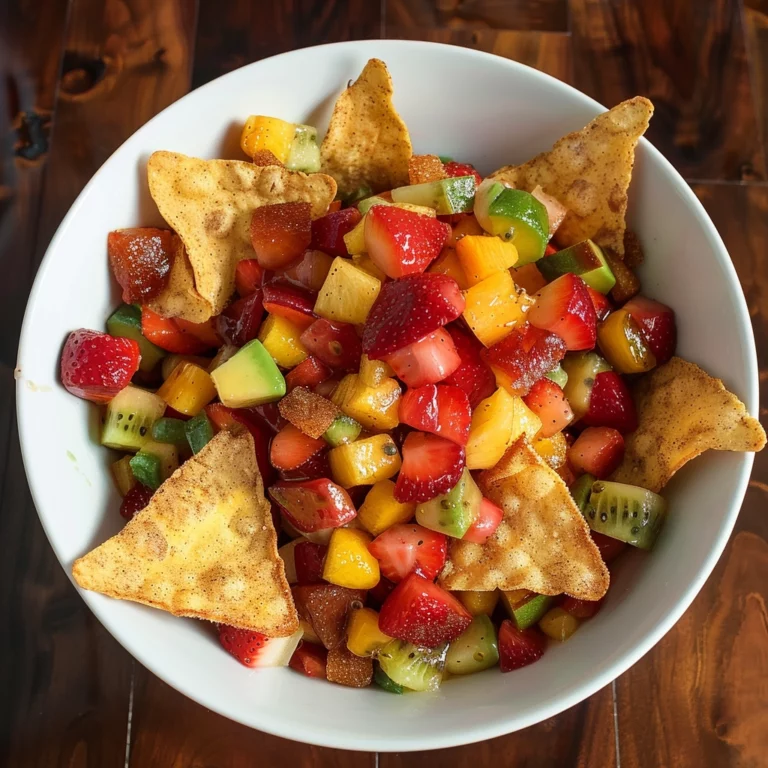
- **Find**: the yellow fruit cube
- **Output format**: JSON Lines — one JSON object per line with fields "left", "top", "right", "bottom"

{"left": 323, "top": 528, "right": 380, "bottom": 590}
{"left": 330, "top": 374, "right": 401, "bottom": 431}
{"left": 511, "top": 262, "right": 547, "bottom": 295}
{"left": 352, "top": 254, "right": 387, "bottom": 281}
{"left": 359, "top": 355, "right": 394, "bottom": 388}
{"left": 448, "top": 214, "right": 485, "bottom": 247}
{"left": 455, "top": 590, "right": 500, "bottom": 617}
{"left": 346, "top": 607, "right": 392, "bottom": 657}
{"left": 111, "top": 455, "right": 137, "bottom": 497}
{"left": 156, "top": 361, "right": 216, "bottom": 416}
{"left": 358, "top": 480, "right": 416, "bottom": 535}
{"left": 532, "top": 432, "right": 568, "bottom": 470}
{"left": 456, "top": 235, "right": 519, "bottom": 286}
{"left": 500, "top": 589, "right": 531, "bottom": 617}
{"left": 539, "top": 606, "right": 580, "bottom": 641}
{"left": 328, "top": 434, "right": 401, "bottom": 488}
{"left": 509, "top": 396, "right": 542, "bottom": 443}
{"left": 344, "top": 217, "right": 367, "bottom": 255}
{"left": 314, "top": 257, "right": 382, "bottom": 325}
{"left": 240, "top": 115, "right": 296, "bottom": 162}
{"left": 465, "top": 387, "right": 517, "bottom": 469}
{"left": 258, "top": 314, "right": 308, "bottom": 369}
{"left": 428, "top": 248, "right": 470, "bottom": 289}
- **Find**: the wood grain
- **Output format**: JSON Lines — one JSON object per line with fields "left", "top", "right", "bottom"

{"left": 744, "top": 1, "right": 768, "bottom": 170}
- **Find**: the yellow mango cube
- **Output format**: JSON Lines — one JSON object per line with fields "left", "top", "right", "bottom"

{"left": 328, "top": 434, "right": 401, "bottom": 488}
{"left": 240, "top": 115, "right": 295, "bottom": 162}
{"left": 455, "top": 590, "right": 500, "bottom": 617}
{"left": 323, "top": 528, "right": 380, "bottom": 590}
{"left": 465, "top": 387, "right": 517, "bottom": 469}
{"left": 347, "top": 607, "right": 392, "bottom": 657}
{"left": 428, "top": 248, "right": 470, "bottom": 289}
{"left": 358, "top": 479, "right": 416, "bottom": 536}
{"left": 359, "top": 355, "right": 394, "bottom": 388}
{"left": 330, "top": 374, "right": 401, "bottom": 431}
{"left": 156, "top": 361, "right": 216, "bottom": 416}
{"left": 314, "top": 257, "right": 382, "bottom": 325}
{"left": 448, "top": 214, "right": 485, "bottom": 247}
{"left": 509, "top": 395, "right": 542, "bottom": 443}
{"left": 539, "top": 606, "right": 581, "bottom": 642}
{"left": 463, "top": 270, "right": 533, "bottom": 347}
{"left": 532, "top": 431, "right": 567, "bottom": 470}
{"left": 456, "top": 235, "right": 518, "bottom": 286}
{"left": 258, "top": 314, "right": 308, "bottom": 369}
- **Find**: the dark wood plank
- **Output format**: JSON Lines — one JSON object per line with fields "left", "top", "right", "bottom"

{"left": 569, "top": 0, "right": 766, "bottom": 182}
{"left": 614, "top": 184, "right": 768, "bottom": 768}
{"left": 744, "top": 1, "right": 768, "bottom": 172}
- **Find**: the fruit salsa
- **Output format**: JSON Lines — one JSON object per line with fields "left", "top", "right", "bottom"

{"left": 63, "top": 59, "right": 765, "bottom": 692}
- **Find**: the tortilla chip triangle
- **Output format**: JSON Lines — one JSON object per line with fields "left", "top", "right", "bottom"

{"left": 73, "top": 430, "right": 299, "bottom": 637}
{"left": 490, "top": 97, "right": 653, "bottom": 257}
{"left": 439, "top": 438, "right": 609, "bottom": 601}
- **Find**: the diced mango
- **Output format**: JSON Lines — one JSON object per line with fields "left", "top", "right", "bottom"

{"left": 111, "top": 455, "right": 137, "bottom": 497}
{"left": 539, "top": 606, "right": 580, "bottom": 641}
{"left": 156, "top": 361, "right": 216, "bottom": 416}
{"left": 358, "top": 479, "right": 416, "bottom": 535}
{"left": 597, "top": 309, "right": 656, "bottom": 374}
{"left": 330, "top": 373, "right": 401, "bottom": 431}
{"left": 463, "top": 270, "right": 533, "bottom": 347}
{"left": 240, "top": 115, "right": 296, "bottom": 162}
{"left": 346, "top": 607, "right": 392, "bottom": 656}
{"left": 314, "top": 257, "right": 382, "bottom": 325}
{"left": 466, "top": 387, "right": 517, "bottom": 470}
{"left": 258, "top": 314, "right": 308, "bottom": 369}
{"left": 533, "top": 431, "right": 568, "bottom": 470}
{"left": 359, "top": 355, "right": 395, "bottom": 388}
{"left": 448, "top": 214, "right": 485, "bottom": 247}
{"left": 428, "top": 248, "right": 470, "bottom": 289}
{"left": 352, "top": 254, "right": 387, "bottom": 281}
{"left": 323, "top": 528, "right": 380, "bottom": 590}
{"left": 509, "top": 396, "right": 542, "bottom": 443}
{"left": 456, "top": 235, "right": 518, "bottom": 286}
{"left": 511, "top": 262, "right": 547, "bottom": 295}
{"left": 455, "top": 590, "right": 500, "bottom": 617}
{"left": 328, "top": 434, "right": 401, "bottom": 487}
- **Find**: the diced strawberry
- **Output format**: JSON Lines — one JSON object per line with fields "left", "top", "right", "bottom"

{"left": 523, "top": 378, "right": 574, "bottom": 437}
{"left": 278, "top": 450, "right": 333, "bottom": 482}
{"left": 262, "top": 281, "right": 317, "bottom": 331}
{"left": 119, "top": 483, "right": 154, "bottom": 520}
{"left": 244, "top": 402, "right": 285, "bottom": 433}
{"left": 300, "top": 319, "right": 362, "bottom": 371}
{"left": 367, "top": 576, "right": 396, "bottom": 608}
{"left": 289, "top": 641, "right": 328, "bottom": 678}
{"left": 363, "top": 273, "right": 465, "bottom": 359}
{"left": 141, "top": 307, "right": 220, "bottom": 354}
{"left": 498, "top": 620, "right": 546, "bottom": 672}
{"left": 399, "top": 384, "right": 471, "bottom": 446}
{"left": 384, "top": 329, "right": 461, "bottom": 388}
{"left": 591, "top": 531, "right": 627, "bottom": 564}
{"left": 292, "top": 584, "right": 366, "bottom": 649}
{"left": 378, "top": 573, "right": 472, "bottom": 648}
{"left": 442, "top": 161, "right": 482, "bottom": 186}
{"left": 294, "top": 541, "right": 328, "bottom": 584}
{"left": 280, "top": 250, "right": 334, "bottom": 292}
{"left": 235, "top": 259, "right": 265, "bottom": 297}
{"left": 561, "top": 595, "right": 603, "bottom": 619}
{"left": 285, "top": 356, "right": 332, "bottom": 391}
{"left": 528, "top": 274, "right": 597, "bottom": 351}
{"left": 582, "top": 371, "right": 637, "bottom": 434}
{"left": 394, "top": 431, "right": 466, "bottom": 503}
{"left": 60, "top": 330, "right": 140, "bottom": 403}
{"left": 310, "top": 207, "right": 363, "bottom": 257}
{"left": 270, "top": 424, "right": 326, "bottom": 471}
{"left": 623, "top": 295, "right": 676, "bottom": 364}
{"left": 107, "top": 228, "right": 174, "bottom": 303}
{"left": 216, "top": 291, "right": 264, "bottom": 347}
{"left": 327, "top": 200, "right": 343, "bottom": 213}
{"left": 218, "top": 624, "right": 300, "bottom": 668}
{"left": 482, "top": 324, "right": 567, "bottom": 396}
{"left": 442, "top": 324, "right": 497, "bottom": 408}
{"left": 544, "top": 243, "right": 558, "bottom": 257}
{"left": 586, "top": 285, "right": 612, "bottom": 321}
{"left": 365, "top": 206, "right": 451, "bottom": 279}
{"left": 462, "top": 497, "right": 503, "bottom": 544}
{"left": 269, "top": 478, "right": 356, "bottom": 533}
{"left": 368, "top": 524, "right": 448, "bottom": 583}
{"left": 568, "top": 427, "right": 624, "bottom": 479}
{"left": 250, "top": 202, "right": 312, "bottom": 270}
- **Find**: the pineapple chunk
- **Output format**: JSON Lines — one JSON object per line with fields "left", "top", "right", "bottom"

{"left": 456, "top": 235, "right": 519, "bottom": 286}
{"left": 331, "top": 373, "right": 400, "bottom": 431}
{"left": 463, "top": 270, "right": 533, "bottom": 347}
{"left": 428, "top": 248, "right": 470, "bottom": 289}
{"left": 323, "top": 529, "right": 380, "bottom": 590}
{"left": 314, "top": 257, "right": 382, "bottom": 325}
{"left": 359, "top": 355, "right": 394, "bottom": 388}
{"left": 240, "top": 115, "right": 296, "bottom": 162}
{"left": 328, "top": 434, "right": 401, "bottom": 487}
{"left": 347, "top": 607, "right": 392, "bottom": 656}
{"left": 352, "top": 255, "right": 387, "bottom": 281}
{"left": 258, "top": 314, "right": 308, "bottom": 369}
{"left": 455, "top": 590, "right": 500, "bottom": 617}
{"left": 509, "top": 395, "right": 542, "bottom": 443}
{"left": 358, "top": 479, "right": 416, "bottom": 535}
{"left": 465, "top": 387, "right": 517, "bottom": 469}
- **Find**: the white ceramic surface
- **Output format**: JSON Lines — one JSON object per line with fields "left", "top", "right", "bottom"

{"left": 16, "top": 40, "right": 758, "bottom": 752}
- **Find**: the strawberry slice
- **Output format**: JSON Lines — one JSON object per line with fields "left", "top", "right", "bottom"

{"left": 462, "top": 497, "right": 503, "bottom": 544}
{"left": 586, "top": 285, "right": 612, "bottom": 321}
{"left": 270, "top": 424, "right": 326, "bottom": 471}
{"left": 368, "top": 524, "right": 448, "bottom": 583}
{"left": 561, "top": 596, "right": 603, "bottom": 619}
{"left": 294, "top": 541, "right": 328, "bottom": 584}
{"left": 119, "top": 483, "right": 154, "bottom": 520}
{"left": 623, "top": 295, "right": 676, "bottom": 364}
{"left": 310, "top": 207, "right": 362, "bottom": 257}
{"left": 523, "top": 378, "right": 574, "bottom": 437}
{"left": 482, "top": 324, "right": 567, "bottom": 396}
{"left": 289, "top": 642, "right": 328, "bottom": 678}
{"left": 363, "top": 274, "right": 465, "bottom": 359}
{"left": 278, "top": 450, "right": 332, "bottom": 482}
{"left": 269, "top": 478, "right": 356, "bottom": 533}
{"left": 378, "top": 572, "right": 472, "bottom": 647}
{"left": 442, "top": 160, "right": 482, "bottom": 186}
{"left": 498, "top": 620, "right": 546, "bottom": 672}
{"left": 216, "top": 291, "right": 264, "bottom": 347}
{"left": 285, "top": 356, "right": 332, "bottom": 391}
{"left": 262, "top": 281, "right": 317, "bottom": 331}
{"left": 141, "top": 307, "right": 220, "bottom": 354}
{"left": 364, "top": 205, "right": 451, "bottom": 279}
{"left": 442, "top": 324, "right": 497, "bottom": 408}
{"left": 568, "top": 427, "right": 624, "bottom": 478}
{"left": 394, "top": 431, "right": 466, "bottom": 503}
{"left": 218, "top": 624, "right": 300, "bottom": 667}
{"left": 582, "top": 371, "right": 638, "bottom": 434}
{"left": 384, "top": 329, "right": 461, "bottom": 388}
{"left": 528, "top": 273, "right": 597, "bottom": 351}
{"left": 300, "top": 319, "right": 362, "bottom": 371}
{"left": 107, "top": 227, "right": 175, "bottom": 303}
{"left": 250, "top": 202, "right": 312, "bottom": 270}
{"left": 591, "top": 530, "right": 627, "bottom": 564}
{"left": 235, "top": 259, "right": 265, "bottom": 297}
{"left": 292, "top": 584, "right": 366, "bottom": 649}
{"left": 399, "top": 384, "right": 471, "bottom": 445}
{"left": 60, "top": 329, "right": 141, "bottom": 403}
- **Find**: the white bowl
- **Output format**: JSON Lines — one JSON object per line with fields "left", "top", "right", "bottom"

{"left": 16, "top": 40, "right": 758, "bottom": 752}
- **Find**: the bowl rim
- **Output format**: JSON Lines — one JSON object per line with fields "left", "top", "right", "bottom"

{"left": 16, "top": 39, "right": 759, "bottom": 752}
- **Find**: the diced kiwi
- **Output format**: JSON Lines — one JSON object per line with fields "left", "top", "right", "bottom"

{"left": 415, "top": 467, "right": 481, "bottom": 538}
{"left": 111, "top": 455, "right": 137, "bottom": 497}
{"left": 445, "top": 615, "right": 499, "bottom": 676}
{"left": 323, "top": 414, "right": 362, "bottom": 447}
{"left": 101, "top": 385, "right": 166, "bottom": 451}
{"left": 185, "top": 411, "right": 214, "bottom": 454}
{"left": 107, "top": 304, "right": 166, "bottom": 373}
{"left": 545, "top": 364, "right": 568, "bottom": 389}
{"left": 286, "top": 124, "right": 320, "bottom": 173}
{"left": 129, "top": 441, "right": 178, "bottom": 490}
{"left": 151, "top": 417, "right": 187, "bottom": 446}
{"left": 373, "top": 663, "right": 404, "bottom": 694}
{"left": 377, "top": 640, "right": 447, "bottom": 692}
{"left": 586, "top": 480, "right": 667, "bottom": 550}
{"left": 570, "top": 473, "right": 597, "bottom": 515}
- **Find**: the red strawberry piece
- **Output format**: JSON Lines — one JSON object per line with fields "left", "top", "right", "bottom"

{"left": 310, "top": 207, "right": 363, "bottom": 257}
{"left": 61, "top": 330, "right": 141, "bottom": 403}
{"left": 586, "top": 285, "right": 612, "bottom": 321}
{"left": 250, "top": 202, "right": 312, "bottom": 270}
{"left": 590, "top": 531, "right": 627, "bottom": 564}
{"left": 582, "top": 371, "right": 637, "bottom": 434}
{"left": 289, "top": 641, "right": 328, "bottom": 678}
{"left": 384, "top": 329, "right": 461, "bottom": 389}
{"left": 442, "top": 324, "right": 497, "bottom": 408}
{"left": 292, "top": 584, "right": 366, "bottom": 649}
{"left": 394, "top": 431, "right": 466, "bottom": 503}
{"left": 363, "top": 273, "right": 465, "bottom": 359}
{"left": 141, "top": 307, "right": 220, "bottom": 354}
{"left": 286, "top": 356, "right": 332, "bottom": 391}
{"left": 364, "top": 205, "right": 451, "bottom": 279}
{"left": 378, "top": 573, "right": 472, "bottom": 648}
{"left": 544, "top": 243, "right": 558, "bottom": 257}
{"left": 498, "top": 620, "right": 546, "bottom": 672}
{"left": 399, "top": 384, "right": 471, "bottom": 446}
{"left": 294, "top": 541, "right": 328, "bottom": 584}
{"left": 244, "top": 402, "right": 285, "bottom": 433}
{"left": 368, "top": 524, "right": 448, "bottom": 583}
{"left": 270, "top": 424, "right": 326, "bottom": 471}
{"left": 280, "top": 250, "right": 334, "bottom": 292}
{"left": 262, "top": 281, "right": 318, "bottom": 331}
{"left": 216, "top": 291, "right": 264, "bottom": 347}
{"left": 462, "top": 497, "right": 503, "bottom": 544}
{"left": 561, "top": 596, "right": 603, "bottom": 619}
{"left": 107, "top": 227, "right": 174, "bottom": 303}
{"left": 442, "top": 161, "right": 482, "bottom": 186}
{"left": 269, "top": 478, "right": 356, "bottom": 533}
{"left": 568, "top": 427, "right": 624, "bottom": 479}
{"left": 623, "top": 295, "right": 676, "bottom": 364}
{"left": 367, "top": 575, "right": 396, "bottom": 608}
{"left": 482, "top": 324, "right": 567, "bottom": 396}
{"left": 300, "top": 319, "right": 362, "bottom": 371}
{"left": 523, "top": 378, "right": 574, "bottom": 438}
{"left": 119, "top": 483, "right": 154, "bottom": 520}
{"left": 278, "top": 449, "right": 332, "bottom": 482}
{"left": 528, "top": 273, "right": 597, "bottom": 351}
{"left": 235, "top": 259, "right": 265, "bottom": 297}
{"left": 218, "top": 625, "right": 270, "bottom": 667}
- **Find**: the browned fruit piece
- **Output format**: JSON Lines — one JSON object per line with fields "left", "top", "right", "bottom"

{"left": 278, "top": 386, "right": 339, "bottom": 438}
{"left": 605, "top": 250, "right": 641, "bottom": 303}
{"left": 326, "top": 645, "right": 374, "bottom": 687}
{"left": 408, "top": 154, "right": 447, "bottom": 185}
{"left": 252, "top": 149, "right": 284, "bottom": 167}
{"left": 623, "top": 230, "right": 644, "bottom": 269}
{"left": 292, "top": 584, "right": 366, "bottom": 649}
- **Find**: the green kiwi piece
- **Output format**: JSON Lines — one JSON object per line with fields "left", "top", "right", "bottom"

{"left": 101, "top": 385, "right": 166, "bottom": 451}
{"left": 570, "top": 473, "right": 597, "bottom": 515}
{"left": 373, "top": 663, "right": 404, "bottom": 694}
{"left": 377, "top": 640, "right": 447, "bottom": 692}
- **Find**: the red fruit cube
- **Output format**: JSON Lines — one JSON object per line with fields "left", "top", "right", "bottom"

{"left": 107, "top": 227, "right": 174, "bottom": 303}
{"left": 218, "top": 624, "right": 270, "bottom": 667}
{"left": 60, "top": 329, "right": 141, "bottom": 403}
{"left": 523, "top": 378, "right": 574, "bottom": 438}
{"left": 442, "top": 324, "right": 497, "bottom": 408}
{"left": 300, "top": 319, "right": 362, "bottom": 371}
{"left": 269, "top": 478, "right": 356, "bottom": 533}
{"left": 141, "top": 307, "right": 220, "bottom": 354}
{"left": 561, "top": 596, "right": 603, "bottom": 619}
{"left": 528, "top": 273, "right": 597, "bottom": 351}
{"left": 235, "top": 259, "right": 265, "bottom": 297}
{"left": 399, "top": 384, "right": 471, "bottom": 446}
{"left": 367, "top": 576, "right": 396, "bottom": 608}
{"left": 250, "top": 202, "right": 312, "bottom": 270}
{"left": 285, "top": 356, "right": 332, "bottom": 391}
{"left": 277, "top": 450, "right": 333, "bottom": 482}
{"left": 289, "top": 641, "right": 328, "bottom": 678}
{"left": 586, "top": 285, "right": 612, "bottom": 321}
{"left": 216, "top": 291, "right": 264, "bottom": 347}
{"left": 378, "top": 573, "right": 472, "bottom": 648}
{"left": 568, "top": 427, "right": 625, "bottom": 479}
{"left": 270, "top": 424, "right": 326, "bottom": 471}
{"left": 119, "top": 483, "right": 154, "bottom": 520}
{"left": 582, "top": 371, "right": 638, "bottom": 434}
{"left": 462, "top": 497, "right": 503, "bottom": 544}
{"left": 262, "top": 281, "right": 317, "bottom": 331}
{"left": 590, "top": 531, "right": 627, "bottom": 564}
{"left": 442, "top": 161, "right": 482, "bottom": 186}
{"left": 623, "top": 295, "right": 676, "bottom": 364}
{"left": 310, "top": 207, "right": 363, "bottom": 256}
{"left": 280, "top": 250, "right": 334, "bottom": 292}
{"left": 368, "top": 524, "right": 448, "bottom": 583}
{"left": 292, "top": 584, "right": 366, "bottom": 649}
{"left": 385, "top": 329, "right": 461, "bottom": 389}
{"left": 394, "top": 431, "right": 465, "bottom": 503}
{"left": 498, "top": 620, "right": 546, "bottom": 672}
{"left": 294, "top": 541, "right": 328, "bottom": 584}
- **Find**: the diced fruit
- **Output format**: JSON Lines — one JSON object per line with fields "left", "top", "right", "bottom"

{"left": 368, "top": 523, "right": 448, "bottom": 582}
{"left": 455, "top": 590, "right": 499, "bottom": 617}
{"left": 582, "top": 371, "right": 638, "bottom": 433}
{"left": 310, "top": 208, "right": 362, "bottom": 256}
{"left": 445, "top": 615, "right": 500, "bottom": 676}
{"left": 208, "top": 345, "right": 241, "bottom": 375}
{"left": 378, "top": 639, "right": 447, "bottom": 692}
{"left": 462, "top": 270, "right": 532, "bottom": 347}
{"left": 235, "top": 259, "right": 264, "bottom": 297}
{"left": 504, "top": 592, "right": 553, "bottom": 630}
{"left": 282, "top": 250, "right": 335, "bottom": 292}
{"left": 359, "top": 355, "right": 394, "bottom": 388}
{"left": 379, "top": 573, "right": 472, "bottom": 648}
{"left": 326, "top": 645, "right": 374, "bottom": 687}
{"left": 587, "top": 285, "right": 612, "bottom": 321}
{"left": 462, "top": 497, "right": 504, "bottom": 544}
{"left": 384, "top": 329, "right": 461, "bottom": 389}
{"left": 539, "top": 606, "right": 580, "bottom": 641}
{"left": 623, "top": 295, "right": 677, "bottom": 364}
{"left": 278, "top": 386, "right": 338, "bottom": 438}
{"left": 531, "top": 185, "right": 567, "bottom": 236}
{"left": 289, "top": 641, "right": 328, "bottom": 678}
{"left": 240, "top": 115, "right": 296, "bottom": 162}
{"left": 262, "top": 282, "right": 317, "bottom": 331}
{"left": 258, "top": 314, "right": 308, "bottom": 369}
{"left": 395, "top": 432, "right": 465, "bottom": 503}
{"left": 286, "top": 123, "right": 321, "bottom": 172}
{"left": 119, "top": 483, "right": 153, "bottom": 520}
{"left": 358, "top": 480, "right": 416, "bottom": 536}
{"left": 107, "top": 304, "right": 166, "bottom": 373}
{"left": 141, "top": 308, "right": 219, "bottom": 355}
{"left": 536, "top": 240, "right": 616, "bottom": 294}
{"left": 330, "top": 373, "right": 401, "bottom": 431}
{"left": 342, "top": 215, "right": 368, "bottom": 255}
{"left": 292, "top": 584, "right": 366, "bottom": 649}
{"left": 569, "top": 472, "right": 596, "bottom": 515}
{"left": 156, "top": 361, "right": 216, "bottom": 416}
{"left": 107, "top": 227, "right": 174, "bottom": 303}
{"left": 300, "top": 319, "right": 362, "bottom": 371}
{"left": 498, "top": 620, "right": 546, "bottom": 672}
{"left": 161, "top": 354, "right": 210, "bottom": 381}
{"left": 561, "top": 596, "right": 603, "bottom": 619}
{"left": 269, "top": 478, "right": 356, "bottom": 533}
{"left": 184, "top": 411, "right": 214, "bottom": 454}
{"left": 448, "top": 214, "right": 485, "bottom": 246}
{"left": 216, "top": 292, "right": 265, "bottom": 347}
{"left": 112, "top": 455, "right": 137, "bottom": 496}
{"left": 532, "top": 431, "right": 568, "bottom": 471}
{"left": 428, "top": 248, "right": 470, "bottom": 289}
{"left": 373, "top": 664, "right": 404, "bottom": 694}
{"left": 568, "top": 427, "right": 625, "bottom": 478}
{"left": 328, "top": 434, "right": 401, "bottom": 488}
{"left": 250, "top": 202, "right": 312, "bottom": 270}
{"left": 443, "top": 161, "right": 482, "bottom": 186}
{"left": 391, "top": 176, "right": 476, "bottom": 215}
{"left": 399, "top": 384, "right": 471, "bottom": 446}
{"left": 591, "top": 530, "right": 627, "bottom": 564}
{"left": 61, "top": 330, "right": 140, "bottom": 403}
{"left": 415, "top": 467, "right": 480, "bottom": 538}
{"left": 347, "top": 607, "right": 392, "bottom": 657}
{"left": 129, "top": 441, "right": 178, "bottom": 490}
{"left": 561, "top": 351, "right": 612, "bottom": 419}
{"left": 278, "top": 538, "right": 302, "bottom": 584}
{"left": 323, "top": 414, "right": 362, "bottom": 447}
{"left": 294, "top": 541, "right": 327, "bottom": 584}
{"left": 511, "top": 262, "right": 547, "bottom": 295}
{"left": 408, "top": 154, "right": 447, "bottom": 185}
{"left": 545, "top": 363, "right": 568, "bottom": 388}
{"left": 529, "top": 273, "right": 597, "bottom": 351}
{"left": 465, "top": 387, "right": 517, "bottom": 470}
{"left": 314, "top": 257, "right": 382, "bottom": 325}
{"left": 101, "top": 385, "right": 166, "bottom": 451}
{"left": 323, "top": 528, "right": 379, "bottom": 589}
{"left": 597, "top": 310, "right": 656, "bottom": 374}
{"left": 219, "top": 624, "right": 303, "bottom": 668}
{"left": 523, "top": 378, "right": 573, "bottom": 438}
{"left": 442, "top": 325, "right": 497, "bottom": 408}
{"left": 270, "top": 424, "right": 326, "bottom": 470}
{"left": 286, "top": 356, "right": 332, "bottom": 391}
{"left": 456, "top": 235, "right": 518, "bottom": 286}
{"left": 363, "top": 273, "right": 465, "bottom": 359}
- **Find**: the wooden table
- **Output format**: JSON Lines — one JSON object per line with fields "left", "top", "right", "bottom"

{"left": 2, "top": 1, "right": 768, "bottom": 765}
